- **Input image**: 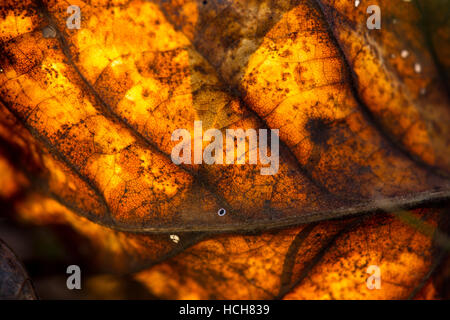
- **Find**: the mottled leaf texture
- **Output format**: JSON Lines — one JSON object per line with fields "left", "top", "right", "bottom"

{"left": 136, "top": 208, "right": 448, "bottom": 299}
{"left": 0, "top": 239, "right": 36, "bottom": 299}
{"left": 0, "top": 0, "right": 449, "bottom": 299}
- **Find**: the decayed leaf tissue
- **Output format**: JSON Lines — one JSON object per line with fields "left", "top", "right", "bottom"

{"left": 0, "top": 0, "right": 449, "bottom": 300}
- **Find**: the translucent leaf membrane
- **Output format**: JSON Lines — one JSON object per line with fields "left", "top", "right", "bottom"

{"left": 0, "top": 0, "right": 333, "bottom": 232}
{"left": 0, "top": 0, "right": 448, "bottom": 233}
{"left": 317, "top": 0, "right": 450, "bottom": 175}
{"left": 0, "top": 0, "right": 448, "bottom": 300}
{"left": 135, "top": 209, "right": 445, "bottom": 299}
{"left": 158, "top": 0, "right": 450, "bottom": 197}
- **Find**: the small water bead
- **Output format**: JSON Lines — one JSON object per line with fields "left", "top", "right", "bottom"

{"left": 217, "top": 208, "right": 226, "bottom": 216}
{"left": 401, "top": 50, "right": 410, "bottom": 59}
{"left": 354, "top": 0, "right": 360, "bottom": 8}
{"left": 170, "top": 234, "right": 180, "bottom": 243}
{"left": 414, "top": 63, "right": 422, "bottom": 74}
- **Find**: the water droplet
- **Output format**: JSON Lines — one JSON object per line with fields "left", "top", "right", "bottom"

{"left": 354, "top": 0, "right": 360, "bottom": 7}
{"left": 217, "top": 208, "right": 226, "bottom": 216}
{"left": 170, "top": 234, "right": 180, "bottom": 243}
{"left": 414, "top": 63, "right": 422, "bottom": 73}
{"left": 401, "top": 50, "right": 409, "bottom": 59}
{"left": 0, "top": 68, "right": 3, "bottom": 73}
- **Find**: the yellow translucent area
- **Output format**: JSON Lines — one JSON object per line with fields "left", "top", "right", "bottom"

{"left": 58, "top": 0, "right": 199, "bottom": 154}
{"left": 135, "top": 266, "right": 206, "bottom": 300}
{"left": 42, "top": 0, "right": 324, "bottom": 220}
{"left": 42, "top": 153, "right": 70, "bottom": 188}
{"left": 121, "top": 79, "right": 167, "bottom": 123}
{"left": 86, "top": 153, "right": 124, "bottom": 195}
{"left": 0, "top": 23, "right": 202, "bottom": 224}
{"left": 244, "top": 31, "right": 351, "bottom": 163}
{"left": 72, "top": 1, "right": 191, "bottom": 83}
{"left": 238, "top": 3, "right": 433, "bottom": 197}
{"left": 172, "top": 0, "right": 199, "bottom": 41}
{"left": 319, "top": 0, "right": 450, "bottom": 172}
{"left": 240, "top": 4, "right": 353, "bottom": 159}
{"left": 2, "top": 74, "right": 52, "bottom": 112}
{"left": 284, "top": 214, "right": 435, "bottom": 300}
{"left": 133, "top": 212, "right": 438, "bottom": 299}
{"left": 64, "top": 0, "right": 87, "bottom": 6}
{"left": 0, "top": 156, "right": 27, "bottom": 198}
{"left": 135, "top": 228, "right": 309, "bottom": 299}
{"left": 32, "top": 60, "right": 101, "bottom": 136}
{"left": 110, "top": 51, "right": 197, "bottom": 155}
{"left": 339, "top": 30, "right": 436, "bottom": 166}
{"left": 0, "top": 11, "right": 34, "bottom": 41}
{"left": 285, "top": 251, "right": 430, "bottom": 300}
{"left": 0, "top": 0, "right": 446, "bottom": 300}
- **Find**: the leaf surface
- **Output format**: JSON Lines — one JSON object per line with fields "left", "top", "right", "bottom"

{"left": 0, "top": 0, "right": 449, "bottom": 233}
{"left": 0, "top": 0, "right": 449, "bottom": 300}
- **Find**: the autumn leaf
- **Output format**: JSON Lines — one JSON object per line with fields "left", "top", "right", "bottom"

{"left": 0, "top": 0, "right": 449, "bottom": 299}
{"left": 135, "top": 208, "right": 448, "bottom": 299}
